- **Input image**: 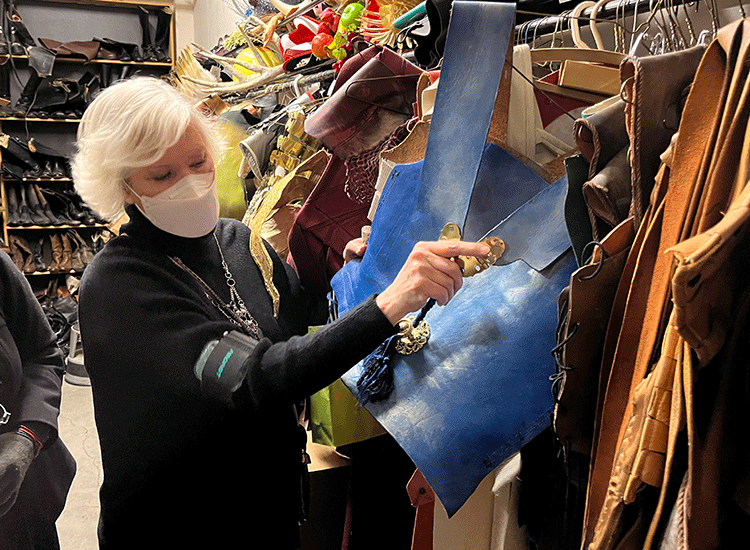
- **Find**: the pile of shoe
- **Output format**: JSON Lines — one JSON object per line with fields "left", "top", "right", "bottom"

{"left": 6, "top": 182, "right": 105, "bottom": 227}
{"left": 8, "top": 70, "right": 100, "bottom": 119}
{"left": 36, "top": 278, "right": 78, "bottom": 358}
{"left": 7, "top": 230, "right": 95, "bottom": 274}
{"left": 0, "top": 134, "right": 70, "bottom": 178}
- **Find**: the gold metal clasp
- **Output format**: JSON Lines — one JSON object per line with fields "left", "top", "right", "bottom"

{"left": 439, "top": 223, "right": 505, "bottom": 277}
{"left": 461, "top": 236, "right": 505, "bottom": 276}
{"left": 395, "top": 316, "right": 431, "bottom": 355}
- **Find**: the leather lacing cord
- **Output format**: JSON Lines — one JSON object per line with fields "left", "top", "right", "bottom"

{"left": 550, "top": 307, "right": 578, "bottom": 403}
{"left": 580, "top": 240, "right": 609, "bottom": 279}
{"left": 549, "top": 241, "right": 609, "bottom": 401}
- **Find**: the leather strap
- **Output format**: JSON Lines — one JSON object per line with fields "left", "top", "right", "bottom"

{"left": 416, "top": 0, "right": 516, "bottom": 239}
{"left": 407, "top": 469, "right": 435, "bottom": 550}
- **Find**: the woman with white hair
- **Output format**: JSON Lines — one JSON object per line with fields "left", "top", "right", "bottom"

{"left": 72, "top": 76, "right": 489, "bottom": 549}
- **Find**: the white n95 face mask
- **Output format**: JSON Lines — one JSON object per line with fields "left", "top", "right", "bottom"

{"left": 128, "top": 171, "right": 220, "bottom": 238}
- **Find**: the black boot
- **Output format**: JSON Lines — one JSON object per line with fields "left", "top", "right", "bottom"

{"left": 22, "top": 182, "right": 50, "bottom": 225}
{"left": 33, "top": 236, "right": 48, "bottom": 271}
{"left": 32, "top": 184, "right": 64, "bottom": 225}
{"left": 12, "top": 69, "right": 42, "bottom": 117}
{"left": 40, "top": 187, "right": 81, "bottom": 226}
{"left": 119, "top": 64, "right": 133, "bottom": 81}
{"left": 78, "top": 70, "right": 100, "bottom": 108}
{"left": 1, "top": 135, "right": 42, "bottom": 175}
{"left": 5, "top": 182, "right": 21, "bottom": 226}
{"left": 63, "top": 186, "right": 97, "bottom": 224}
{"left": 100, "top": 63, "right": 111, "bottom": 88}
{"left": 7, "top": 5, "right": 35, "bottom": 55}
{"left": 0, "top": 1, "right": 8, "bottom": 56}
{"left": 15, "top": 182, "right": 33, "bottom": 226}
{"left": 22, "top": 158, "right": 43, "bottom": 178}
{"left": 154, "top": 6, "right": 172, "bottom": 63}
{"left": 138, "top": 6, "right": 158, "bottom": 62}
{"left": 0, "top": 61, "right": 11, "bottom": 116}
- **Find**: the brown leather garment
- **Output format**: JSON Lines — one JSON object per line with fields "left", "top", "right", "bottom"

{"left": 584, "top": 20, "right": 750, "bottom": 550}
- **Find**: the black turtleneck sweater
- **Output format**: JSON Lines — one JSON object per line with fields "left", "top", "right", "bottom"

{"left": 78, "top": 206, "right": 394, "bottom": 549}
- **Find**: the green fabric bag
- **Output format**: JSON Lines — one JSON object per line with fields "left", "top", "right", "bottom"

{"left": 310, "top": 379, "right": 385, "bottom": 447}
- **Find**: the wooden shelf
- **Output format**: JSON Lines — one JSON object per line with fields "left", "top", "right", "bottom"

{"left": 0, "top": 117, "right": 81, "bottom": 123}
{"left": 0, "top": 0, "right": 173, "bottom": 261}
{"left": 24, "top": 268, "right": 85, "bottom": 276}
{"left": 7, "top": 224, "right": 108, "bottom": 230}
{"left": 5, "top": 177, "right": 73, "bottom": 182}
{"left": 19, "top": 0, "right": 172, "bottom": 8}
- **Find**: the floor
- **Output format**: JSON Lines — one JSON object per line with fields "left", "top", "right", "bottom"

{"left": 56, "top": 381, "right": 101, "bottom": 550}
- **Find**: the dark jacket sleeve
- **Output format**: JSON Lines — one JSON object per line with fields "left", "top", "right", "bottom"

{"left": 244, "top": 295, "right": 394, "bottom": 408}
{"left": 78, "top": 241, "right": 395, "bottom": 414}
{"left": 0, "top": 251, "right": 65, "bottom": 444}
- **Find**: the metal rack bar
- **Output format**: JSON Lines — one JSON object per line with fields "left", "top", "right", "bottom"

{"left": 515, "top": 0, "right": 695, "bottom": 42}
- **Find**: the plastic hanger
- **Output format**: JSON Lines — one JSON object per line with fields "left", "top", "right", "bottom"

{"left": 529, "top": 0, "right": 626, "bottom": 103}
{"left": 589, "top": 0, "right": 610, "bottom": 50}
{"left": 570, "top": 1, "right": 597, "bottom": 48}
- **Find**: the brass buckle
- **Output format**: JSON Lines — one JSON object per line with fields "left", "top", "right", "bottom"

{"left": 439, "top": 222, "right": 505, "bottom": 277}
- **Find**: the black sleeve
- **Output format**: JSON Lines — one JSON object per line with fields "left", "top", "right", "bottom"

{"left": 243, "top": 295, "right": 394, "bottom": 408}
{"left": 0, "top": 252, "right": 65, "bottom": 445}
{"left": 79, "top": 244, "right": 395, "bottom": 412}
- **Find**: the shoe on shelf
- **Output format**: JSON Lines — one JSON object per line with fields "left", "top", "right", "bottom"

{"left": 48, "top": 233, "right": 62, "bottom": 272}
{"left": 22, "top": 182, "right": 52, "bottom": 225}
{"left": 32, "top": 184, "right": 65, "bottom": 226}
{"left": 33, "top": 236, "right": 49, "bottom": 272}
{"left": 154, "top": 7, "right": 172, "bottom": 63}
{"left": 7, "top": 6, "right": 36, "bottom": 55}
{"left": 9, "top": 235, "right": 37, "bottom": 273}
{"left": 5, "top": 182, "right": 21, "bottom": 226}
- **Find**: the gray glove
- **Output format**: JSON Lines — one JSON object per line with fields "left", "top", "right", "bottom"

{"left": 0, "top": 432, "right": 35, "bottom": 518}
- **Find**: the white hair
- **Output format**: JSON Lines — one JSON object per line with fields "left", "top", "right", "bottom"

{"left": 71, "top": 77, "right": 222, "bottom": 220}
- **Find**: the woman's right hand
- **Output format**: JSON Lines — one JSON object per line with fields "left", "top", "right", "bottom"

{"left": 375, "top": 240, "right": 491, "bottom": 325}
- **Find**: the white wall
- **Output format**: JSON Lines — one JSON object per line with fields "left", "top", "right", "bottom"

{"left": 174, "top": 0, "right": 241, "bottom": 58}
{"left": 174, "top": 0, "right": 196, "bottom": 56}
{"left": 188, "top": 0, "right": 242, "bottom": 53}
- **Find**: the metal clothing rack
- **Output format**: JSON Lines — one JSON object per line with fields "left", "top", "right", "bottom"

{"left": 515, "top": 0, "right": 698, "bottom": 43}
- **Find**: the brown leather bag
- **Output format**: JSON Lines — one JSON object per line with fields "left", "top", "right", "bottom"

{"left": 584, "top": 20, "right": 750, "bottom": 550}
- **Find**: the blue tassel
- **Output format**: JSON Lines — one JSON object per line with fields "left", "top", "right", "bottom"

{"left": 356, "top": 299, "right": 436, "bottom": 404}
{"left": 356, "top": 334, "right": 399, "bottom": 403}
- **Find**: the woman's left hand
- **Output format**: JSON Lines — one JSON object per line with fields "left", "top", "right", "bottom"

{"left": 343, "top": 237, "right": 368, "bottom": 263}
